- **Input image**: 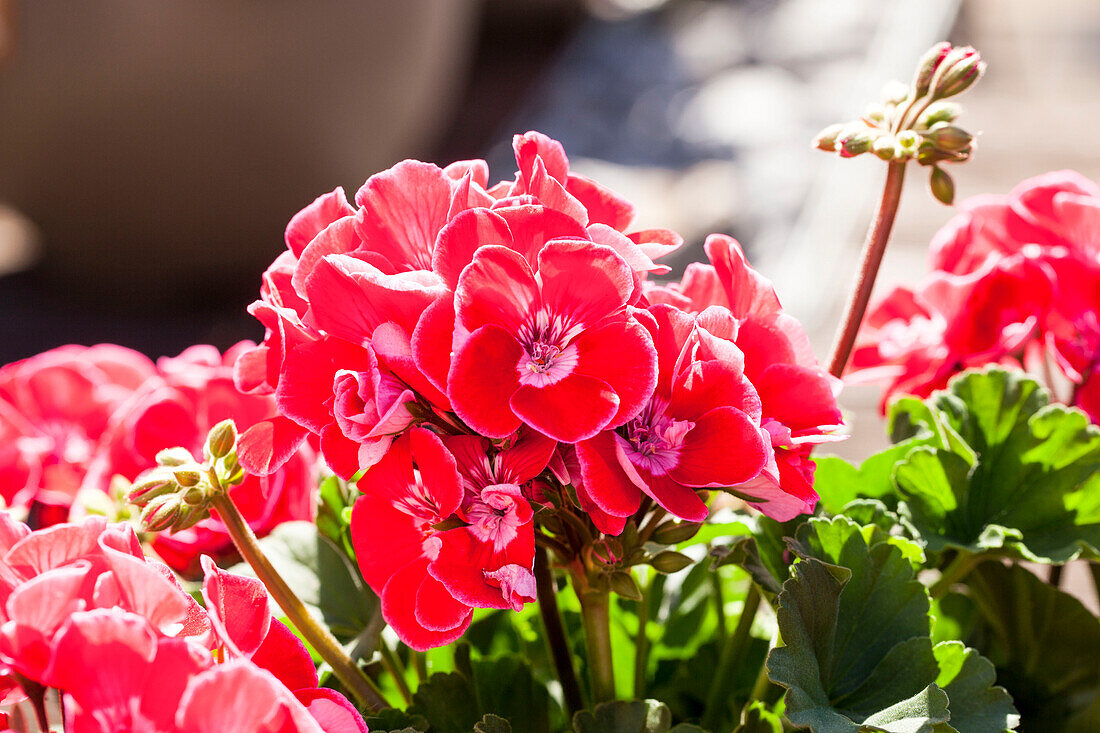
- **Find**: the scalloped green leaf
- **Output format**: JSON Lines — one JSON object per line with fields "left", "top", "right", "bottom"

{"left": 891, "top": 368, "right": 1100, "bottom": 562}
{"left": 768, "top": 517, "right": 1017, "bottom": 733}
{"left": 958, "top": 563, "right": 1100, "bottom": 731}
{"left": 572, "top": 700, "right": 673, "bottom": 733}
{"left": 932, "top": 642, "right": 1019, "bottom": 733}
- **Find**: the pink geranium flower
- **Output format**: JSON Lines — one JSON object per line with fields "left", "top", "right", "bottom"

{"left": 447, "top": 240, "right": 657, "bottom": 443}
{"left": 576, "top": 304, "right": 767, "bottom": 523}
{"left": 0, "top": 345, "right": 155, "bottom": 521}
{"left": 86, "top": 344, "right": 316, "bottom": 575}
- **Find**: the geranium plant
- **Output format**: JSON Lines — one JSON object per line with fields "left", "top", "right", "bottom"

{"left": 1, "top": 42, "right": 1097, "bottom": 732}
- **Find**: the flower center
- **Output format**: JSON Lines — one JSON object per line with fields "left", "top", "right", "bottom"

{"left": 464, "top": 483, "right": 529, "bottom": 552}
{"left": 620, "top": 405, "right": 694, "bottom": 475}
{"left": 516, "top": 340, "right": 578, "bottom": 388}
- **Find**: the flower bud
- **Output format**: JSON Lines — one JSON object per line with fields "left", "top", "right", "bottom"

{"left": 173, "top": 468, "right": 203, "bottom": 488}
{"left": 936, "top": 47, "right": 984, "bottom": 98}
{"left": 649, "top": 550, "right": 693, "bottom": 574}
{"left": 930, "top": 166, "right": 955, "bottom": 205}
{"left": 141, "top": 494, "right": 183, "bottom": 533}
{"left": 609, "top": 571, "right": 642, "bottom": 601}
{"left": 836, "top": 127, "right": 877, "bottom": 158}
{"left": 863, "top": 102, "right": 886, "bottom": 124}
{"left": 180, "top": 484, "right": 208, "bottom": 506}
{"left": 912, "top": 42, "right": 952, "bottom": 97}
{"left": 896, "top": 130, "right": 921, "bottom": 157}
{"left": 918, "top": 102, "right": 961, "bottom": 128}
{"left": 650, "top": 521, "right": 703, "bottom": 546}
{"left": 812, "top": 123, "right": 845, "bottom": 152}
{"left": 127, "top": 470, "right": 179, "bottom": 506}
{"left": 926, "top": 124, "right": 973, "bottom": 152}
{"left": 204, "top": 419, "right": 238, "bottom": 461}
{"left": 173, "top": 504, "right": 211, "bottom": 532}
{"left": 156, "top": 447, "right": 195, "bottom": 467}
{"left": 872, "top": 136, "right": 901, "bottom": 161}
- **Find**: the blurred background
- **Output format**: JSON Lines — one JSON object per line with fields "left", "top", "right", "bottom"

{"left": 1, "top": 0, "right": 1099, "bottom": 451}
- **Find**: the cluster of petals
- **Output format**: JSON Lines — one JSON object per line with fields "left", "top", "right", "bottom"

{"left": 0, "top": 342, "right": 315, "bottom": 576}
{"left": 240, "top": 131, "right": 841, "bottom": 647}
{"left": 0, "top": 514, "right": 365, "bottom": 732}
{"left": 851, "top": 170, "right": 1100, "bottom": 420}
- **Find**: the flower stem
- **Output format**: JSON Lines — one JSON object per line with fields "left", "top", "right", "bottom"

{"left": 1090, "top": 562, "right": 1100, "bottom": 610}
{"left": 929, "top": 552, "right": 980, "bottom": 600}
{"left": 379, "top": 641, "right": 413, "bottom": 706}
{"left": 827, "top": 161, "right": 907, "bottom": 379}
{"left": 210, "top": 493, "right": 388, "bottom": 711}
{"left": 1048, "top": 563, "right": 1064, "bottom": 588}
{"left": 534, "top": 546, "right": 584, "bottom": 717}
{"left": 577, "top": 584, "right": 616, "bottom": 704}
{"left": 702, "top": 582, "right": 762, "bottom": 732}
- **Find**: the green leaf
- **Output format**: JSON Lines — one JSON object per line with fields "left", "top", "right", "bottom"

{"left": 767, "top": 517, "right": 1016, "bottom": 732}
{"left": 362, "top": 708, "right": 429, "bottom": 732}
{"left": 732, "top": 702, "right": 782, "bottom": 732}
{"left": 892, "top": 368, "right": 1100, "bottom": 562}
{"left": 711, "top": 514, "right": 803, "bottom": 597}
{"left": 932, "top": 642, "right": 1019, "bottom": 733}
{"left": 226, "top": 521, "right": 382, "bottom": 647}
{"left": 474, "top": 714, "right": 513, "bottom": 733}
{"left": 572, "top": 700, "right": 675, "bottom": 733}
{"left": 408, "top": 672, "right": 482, "bottom": 733}
{"left": 957, "top": 563, "right": 1100, "bottom": 730}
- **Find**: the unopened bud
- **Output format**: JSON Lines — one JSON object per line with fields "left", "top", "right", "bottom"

{"left": 156, "top": 447, "right": 194, "bottom": 467}
{"left": 141, "top": 495, "right": 183, "bottom": 533}
{"left": 896, "top": 130, "right": 921, "bottom": 156}
{"left": 837, "top": 128, "right": 877, "bottom": 158}
{"left": 863, "top": 102, "right": 886, "bottom": 124}
{"left": 173, "top": 468, "right": 203, "bottom": 488}
{"left": 936, "top": 48, "right": 984, "bottom": 99}
{"left": 609, "top": 571, "right": 642, "bottom": 601}
{"left": 650, "top": 521, "right": 703, "bottom": 546}
{"left": 872, "top": 136, "right": 901, "bottom": 161}
{"left": 918, "top": 102, "right": 961, "bottom": 128}
{"left": 204, "top": 419, "right": 238, "bottom": 461}
{"left": 173, "top": 504, "right": 211, "bottom": 532}
{"left": 180, "top": 484, "right": 208, "bottom": 506}
{"left": 930, "top": 166, "right": 955, "bottom": 205}
{"left": 912, "top": 42, "right": 952, "bottom": 97}
{"left": 649, "top": 550, "right": 693, "bottom": 574}
{"left": 926, "top": 124, "right": 973, "bottom": 152}
{"left": 127, "top": 471, "right": 178, "bottom": 506}
{"left": 812, "top": 123, "right": 845, "bottom": 152}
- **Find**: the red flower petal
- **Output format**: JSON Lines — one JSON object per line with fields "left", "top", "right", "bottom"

{"left": 538, "top": 240, "right": 634, "bottom": 328}
{"left": 433, "top": 208, "right": 513, "bottom": 290}
{"left": 669, "top": 407, "right": 767, "bottom": 487}
{"left": 567, "top": 173, "right": 636, "bottom": 231}
{"left": 200, "top": 555, "right": 272, "bottom": 658}
{"left": 575, "top": 432, "right": 643, "bottom": 518}
{"left": 285, "top": 187, "right": 354, "bottom": 257}
{"left": 448, "top": 325, "right": 524, "bottom": 439}
{"left": 573, "top": 317, "right": 657, "bottom": 426}
{"left": 635, "top": 467, "right": 708, "bottom": 522}
{"left": 455, "top": 246, "right": 540, "bottom": 334}
{"left": 354, "top": 160, "right": 454, "bottom": 271}
{"left": 237, "top": 416, "right": 309, "bottom": 477}
{"left": 381, "top": 560, "right": 471, "bottom": 651}
{"left": 253, "top": 620, "right": 319, "bottom": 693}
{"left": 510, "top": 374, "right": 619, "bottom": 443}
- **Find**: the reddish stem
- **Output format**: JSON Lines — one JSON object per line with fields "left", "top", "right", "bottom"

{"left": 827, "top": 161, "right": 907, "bottom": 378}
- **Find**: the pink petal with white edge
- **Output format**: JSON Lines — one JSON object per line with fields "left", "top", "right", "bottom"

{"left": 576, "top": 432, "right": 644, "bottom": 518}
{"left": 628, "top": 228, "right": 683, "bottom": 261}
{"left": 306, "top": 254, "right": 447, "bottom": 340}
{"left": 455, "top": 245, "right": 540, "bottom": 334}
{"left": 635, "top": 466, "right": 708, "bottom": 522}
{"left": 285, "top": 187, "right": 355, "bottom": 257}
{"left": 510, "top": 373, "right": 619, "bottom": 443}
{"left": 295, "top": 688, "right": 369, "bottom": 733}
{"left": 354, "top": 160, "right": 454, "bottom": 271}
{"left": 514, "top": 131, "right": 570, "bottom": 184}
{"left": 447, "top": 169, "right": 496, "bottom": 220}
{"left": 443, "top": 159, "right": 490, "bottom": 187}
{"left": 669, "top": 407, "right": 767, "bottom": 488}
{"left": 573, "top": 316, "right": 657, "bottom": 426}
{"left": 537, "top": 240, "right": 635, "bottom": 328}
{"left": 495, "top": 205, "right": 589, "bottom": 268}
{"left": 587, "top": 224, "right": 667, "bottom": 274}
{"left": 526, "top": 156, "right": 589, "bottom": 226}
{"left": 382, "top": 560, "right": 471, "bottom": 651}
{"left": 237, "top": 416, "right": 309, "bottom": 476}
{"left": 291, "top": 216, "right": 364, "bottom": 298}
{"left": 433, "top": 208, "right": 513, "bottom": 290}
{"left": 200, "top": 555, "right": 272, "bottom": 658}
{"left": 567, "top": 173, "right": 636, "bottom": 231}
{"left": 705, "top": 234, "right": 782, "bottom": 319}
{"left": 448, "top": 324, "right": 524, "bottom": 439}
{"left": 177, "top": 660, "right": 323, "bottom": 733}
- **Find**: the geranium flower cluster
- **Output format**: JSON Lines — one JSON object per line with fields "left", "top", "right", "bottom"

{"left": 0, "top": 514, "right": 365, "bottom": 732}
{"left": 239, "top": 131, "right": 843, "bottom": 649}
{"left": 0, "top": 343, "right": 315, "bottom": 575}
{"left": 851, "top": 170, "right": 1100, "bottom": 420}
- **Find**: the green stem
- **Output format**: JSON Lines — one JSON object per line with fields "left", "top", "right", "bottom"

{"left": 534, "top": 546, "right": 584, "bottom": 717}
{"left": 379, "top": 641, "right": 413, "bottom": 706}
{"left": 633, "top": 572, "right": 652, "bottom": 699}
{"left": 827, "top": 160, "right": 907, "bottom": 378}
{"left": 710, "top": 570, "right": 728, "bottom": 642}
{"left": 413, "top": 651, "right": 429, "bottom": 685}
{"left": 578, "top": 586, "right": 616, "bottom": 704}
{"left": 1048, "top": 563, "right": 1064, "bottom": 589}
{"left": 211, "top": 493, "right": 388, "bottom": 711}
{"left": 930, "top": 552, "right": 980, "bottom": 600}
{"left": 702, "top": 583, "right": 762, "bottom": 732}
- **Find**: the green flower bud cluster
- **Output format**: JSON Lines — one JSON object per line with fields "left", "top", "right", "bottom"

{"left": 127, "top": 419, "right": 245, "bottom": 533}
{"left": 812, "top": 42, "right": 985, "bottom": 205}
{"left": 579, "top": 517, "right": 703, "bottom": 600}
